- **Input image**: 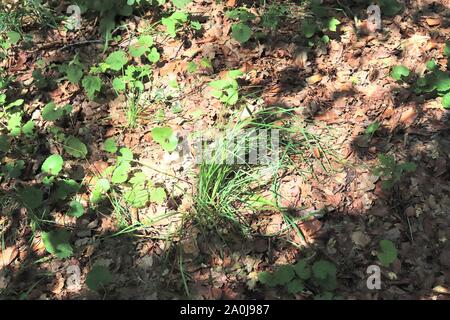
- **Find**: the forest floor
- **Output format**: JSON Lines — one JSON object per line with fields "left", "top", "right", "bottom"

{"left": 1, "top": 0, "right": 450, "bottom": 300}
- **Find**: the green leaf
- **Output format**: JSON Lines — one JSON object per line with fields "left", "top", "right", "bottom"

{"left": 287, "top": 279, "right": 304, "bottom": 294}
{"left": 435, "top": 72, "right": 450, "bottom": 92}
{"left": 64, "top": 136, "right": 88, "bottom": 158}
{"left": 0, "top": 134, "right": 10, "bottom": 153}
{"left": 112, "top": 77, "right": 126, "bottom": 92}
{"left": 129, "top": 172, "right": 147, "bottom": 185}
{"left": 190, "top": 20, "right": 201, "bottom": 30}
{"left": 103, "top": 138, "right": 118, "bottom": 153}
{"left": 147, "top": 47, "right": 160, "bottom": 63}
{"left": 86, "top": 265, "right": 113, "bottom": 291}
{"left": 379, "top": 0, "right": 403, "bottom": 16}
{"left": 231, "top": 23, "right": 252, "bottom": 44}
{"left": 390, "top": 65, "right": 410, "bottom": 81}
{"left": 226, "top": 9, "right": 256, "bottom": 22}
{"left": 66, "top": 64, "right": 83, "bottom": 84}
{"left": 426, "top": 59, "right": 437, "bottom": 71}
{"left": 129, "top": 35, "right": 153, "bottom": 57}
{"left": 377, "top": 239, "right": 398, "bottom": 266}
{"left": 328, "top": 17, "right": 340, "bottom": 32}
{"left": 172, "top": 0, "right": 191, "bottom": 9}
{"left": 149, "top": 187, "right": 166, "bottom": 204}
{"left": 105, "top": 50, "right": 128, "bottom": 71}
{"left": 4, "top": 160, "right": 24, "bottom": 179}
{"left": 151, "top": 127, "right": 178, "bottom": 152}
{"left": 117, "top": 147, "right": 133, "bottom": 163}
{"left": 90, "top": 178, "right": 110, "bottom": 203}
{"left": 228, "top": 69, "right": 244, "bottom": 79}
{"left": 67, "top": 200, "right": 84, "bottom": 218}
{"left": 365, "top": 121, "right": 380, "bottom": 136}
{"left": 399, "top": 162, "right": 416, "bottom": 172}
{"left": 42, "top": 102, "right": 63, "bottom": 121}
{"left": 313, "top": 260, "right": 337, "bottom": 280}
{"left": 302, "top": 20, "right": 317, "bottom": 38}
{"left": 6, "top": 99, "right": 24, "bottom": 109}
{"left": 293, "top": 260, "right": 312, "bottom": 280}
{"left": 7, "top": 31, "right": 21, "bottom": 44}
{"left": 273, "top": 265, "right": 295, "bottom": 285}
{"left": 444, "top": 42, "right": 450, "bottom": 57}
{"left": 258, "top": 271, "right": 278, "bottom": 287}
{"left": 7, "top": 113, "right": 22, "bottom": 136}
{"left": 321, "top": 35, "right": 330, "bottom": 44}
{"left": 41, "top": 154, "right": 64, "bottom": 175}
{"left": 187, "top": 61, "right": 197, "bottom": 73}
{"left": 442, "top": 92, "right": 450, "bottom": 109}
{"left": 22, "top": 120, "right": 35, "bottom": 137}
{"left": 19, "top": 186, "right": 43, "bottom": 209}
{"left": 111, "top": 162, "right": 131, "bottom": 184}
{"left": 124, "top": 187, "right": 149, "bottom": 208}
{"left": 82, "top": 76, "right": 102, "bottom": 100}
{"left": 55, "top": 179, "right": 80, "bottom": 200}
{"left": 312, "top": 260, "right": 337, "bottom": 291}
{"left": 42, "top": 229, "right": 73, "bottom": 259}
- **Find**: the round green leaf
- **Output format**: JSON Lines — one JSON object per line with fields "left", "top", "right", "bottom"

{"left": 111, "top": 162, "right": 131, "bottom": 184}
{"left": 147, "top": 47, "right": 160, "bottom": 63}
{"left": 112, "top": 77, "right": 126, "bottom": 92}
{"left": 151, "top": 127, "right": 178, "bottom": 152}
{"left": 273, "top": 265, "right": 295, "bottom": 285}
{"left": 7, "top": 31, "right": 21, "bottom": 44}
{"left": 377, "top": 239, "right": 398, "bottom": 266}
{"left": 66, "top": 64, "right": 83, "bottom": 84}
{"left": 105, "top": 50, "right": 128, "bottom": 71}
{"left": 42, "top": 102, "right": 64, "bottom": 121}
{"left": 86, "top": 265, "right": 113, "bottom": 291}
{"left": 302, "top": 20, "right": 317, "bottom": 38}
{"left": 232, "top": 23, "right": 252, "bottom": 44}
{"left": 64, "top": 136, "right": 88, "bottom": 158}
{"left": 149, "top": 187, "right": 166, "bottom": 205}
{"left": 103, "top": 138, "right": 118, "bottom": 153}
{"left": 67, "top": 200, "right": 84, "bottom": 218}
{"left": 42, "top": 229, "right": 73, "bottom": 259}
{"left": 19, "top": 186, "right": 43, "bottom": 209}
{"left": 293, "top": 260, "right": 312, "bottom": 280}
{"left": 287, "top": 279, "right": 304, "bottom": 294}
{"left": 41, "top": 154, "right": 64, "bottom": 175}
{"left": 390, "top": 65, "right": 410, "bottom": 81}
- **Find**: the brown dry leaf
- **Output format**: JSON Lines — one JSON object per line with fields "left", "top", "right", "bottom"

{"left": 315, "top": 109, "right": 340, "bottom": 123}
{"left": 52, "top": 273, "right": 65, "bottom": 295}
{"left": 398, "top": 107, "right": 418, "bottom": 127}
{"left": 0, "top": 246, "right": 18, "bottom": 269}
{"left": 306, "top": 74, "right": 322, "bottom": 85}
{"left": 425, "top": 17, "right": 441, "bottom": 27}
{"left": 88, "top": 160, "right": 109, "bottom": 175}
{"left": 299, "top": 218, "right": 323, "bottom": 241}
{"left": 9, "top": 51, "right": 27, "bottom": 72}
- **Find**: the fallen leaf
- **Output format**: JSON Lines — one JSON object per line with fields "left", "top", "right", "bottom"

{"left": 0, "top": 246, "right": 18, "bottom": 269}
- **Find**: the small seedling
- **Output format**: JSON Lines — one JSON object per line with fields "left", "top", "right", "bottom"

{"left": 209, "top": 69, "right": 243, "bottom": 105}
{"left": 374, "top": 154, "right": 416, "bottom": 189}
{"left": 151, "top": 127, "right": 178, "bottom": 152}
{"left": 377, "top": 239, "right": 398, "bottom": 266}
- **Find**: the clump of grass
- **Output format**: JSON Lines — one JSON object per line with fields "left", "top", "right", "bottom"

{"left": 193, "top": 106, "right": 336, "bottom": 235}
